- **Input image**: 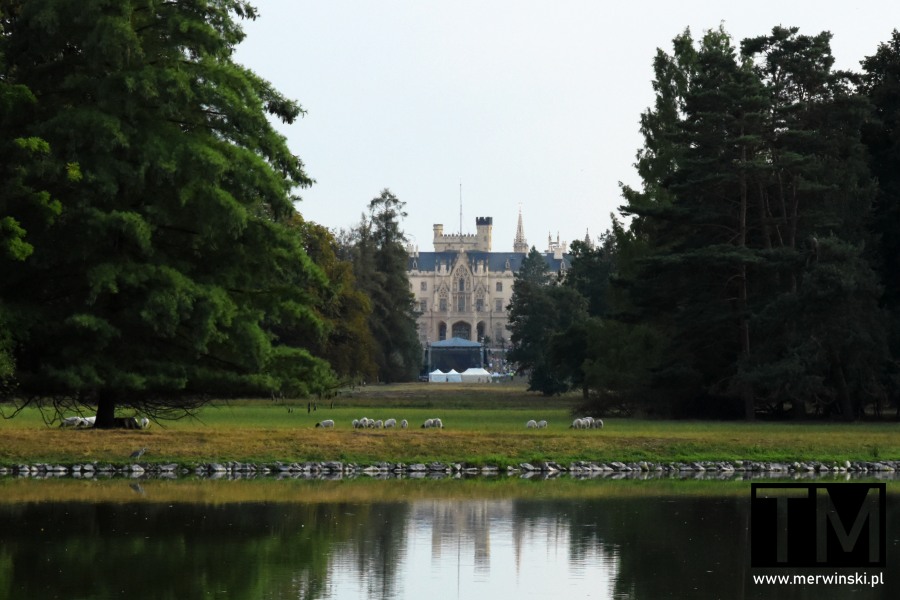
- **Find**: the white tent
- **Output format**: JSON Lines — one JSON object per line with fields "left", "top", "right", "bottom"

{"left": 461, "top": 367, "right": 491, "bottom": 383}
{"left": 429, "top": 369, "right": 447, "bottom": 383}
{"left": 445, "top": 369, "right": 462, "bottom": 383}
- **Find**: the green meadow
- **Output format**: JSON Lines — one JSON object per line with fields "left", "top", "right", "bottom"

{"left": 1, "top": 383, "right": 898, "bottom": 467}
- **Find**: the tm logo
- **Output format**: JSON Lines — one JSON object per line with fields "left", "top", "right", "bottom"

{"left": 751, "top": 483, "right": 886, "bottom": 568}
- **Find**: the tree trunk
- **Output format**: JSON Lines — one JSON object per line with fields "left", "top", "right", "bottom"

{"left": 791, "top": 397, "right": 806, "bottom": 420}
{"left": 830, "top": 351, "right": 855, "bottom": 422}
{"left": 94, "top": 390, "right": 117, "bottom": 429}
{"left": 739, "top": 148, "right": 754, "bottom": 421}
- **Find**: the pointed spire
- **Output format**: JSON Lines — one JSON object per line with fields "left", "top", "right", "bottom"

{"left": 513, "top": 206, "right": 528, "bottom": 253}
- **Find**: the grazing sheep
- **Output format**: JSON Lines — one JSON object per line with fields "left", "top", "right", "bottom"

{"left": 352, "top": 419, "right": 360, "bottom": 429}
{"left": 592, "top": 418, "right": 604, "bottom": 429}
{"left": 315, "top": 419, "right": 335, "bottom": 428}
{"left": 374, "top": 419, "right": 384, "bottom": 428}
{"left": 113, "top": 416, "right": 140, "bottom": 429}
{"left": 384, "top": 418, "right": 397, "bottom": 428}
{"left": 432, "top": 418, "right": 443, "bottom": 429}
{"left": 421, "top": 418, "right": 434, "bottom": 429}
{"left": 570, "top": 418, "right": 587, "bottom": 429}
{"left": 400, "top": 419, "right": 408, "bottom": 429}
{"left": 60, "top": 416, "right": 84, "bottom": 428}
{"left": 536, "top": 419, "right": 548, "bottom": 429}
{"left": 525, "top": 419, "right": 537, "bottom": 429}
{"left": 82, "top": 416, "right": 96, "bottom": 428}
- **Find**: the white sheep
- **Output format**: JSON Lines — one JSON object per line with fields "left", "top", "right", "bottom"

{"left": 60, "top": 416, "right": 84, "bottom": 428}
{"left": 421, "top": 418, "right": 434, "bottom": 428}
{"left": 525, "top": 419, "right": 537, "bottom": 429}
{"left": 315, "top": 419, "right": 335, "bottom": 428}
{"left": 400, "top": 419, "right": 408, "bottom": 429}
{"left": 374, "top": 419, "right": 384, "bottom": 428}
{"left": 384, "top": 418, "right": 397, "bottom": 428}
{"left": 352, "top": 419, "right": 360, "bottom": 429}
{"left": 137, "top": 417, "right": 149, "bottom": 429}
{"left": 536, "top": 419, "right": 548, "bottom": 429}
{"left": 570, "top": 418, "right": 587, "bottom": 429}
{"left": 432, "top": 418, "right": 443, "bottom": 429}
{"left": 592, "top": 418, "right": 604, "bottom": 429}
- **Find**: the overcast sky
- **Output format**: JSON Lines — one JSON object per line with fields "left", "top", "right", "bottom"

{"left": 234, "top": 1, "right": 900, "bottom": 253}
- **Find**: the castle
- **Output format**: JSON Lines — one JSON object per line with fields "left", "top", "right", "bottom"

{"left": 406, "top": 212, "right": 571, "bottom": 347}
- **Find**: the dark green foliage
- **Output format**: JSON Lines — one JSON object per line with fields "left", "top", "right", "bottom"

{"left": 341, "top": 190, "right": 421, "bottom": 383}
{"left": 0, "top": 0, "right": 335, "bottom": 424}
{"left": 861, "top": 30, "right": 900, "bottom": 367}
{"left": 614, "top": 25, "right": 890, "bottom": 420}
{"left": 286, "top": 217, "right": 378, "bottom": 386}
{"left": 507, "top": 248, "right": 587, "bottom": 395}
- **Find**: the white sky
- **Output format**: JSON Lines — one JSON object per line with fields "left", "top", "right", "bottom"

{"left": 234, "top": 1, "right": 900, "bottom": 252}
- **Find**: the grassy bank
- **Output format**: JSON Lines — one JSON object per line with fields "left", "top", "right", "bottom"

{"left": 1, "top": 383, "right": 898, "bottom": 467}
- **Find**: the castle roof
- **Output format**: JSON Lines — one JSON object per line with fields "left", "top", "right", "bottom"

{"left": 407, "top": 251, "right": 569, "bottom": 273}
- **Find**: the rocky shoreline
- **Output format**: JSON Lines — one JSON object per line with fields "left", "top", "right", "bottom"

{"left": 2, "top": 459, "right": 899, "bottom": 480}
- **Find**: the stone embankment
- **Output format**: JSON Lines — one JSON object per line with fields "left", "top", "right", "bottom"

{"left": 1, "top": 459, "right": 899, "bottom": 480}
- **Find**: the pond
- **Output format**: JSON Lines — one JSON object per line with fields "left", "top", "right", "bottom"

{"left": 0, "top": 478, "right": 896, "bottom": 599}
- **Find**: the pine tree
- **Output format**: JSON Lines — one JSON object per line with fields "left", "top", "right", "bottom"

{"left": 861, "top": 30, "right": 900, "bottom": 412}
{"left": 0, "top": 0, "right": 334, "bottom": 424}
{"left": 507, "top": 247, "right": 586, "bottom": 395}
{"left": 345, "top": 190, "right": 421, "bottom": 383}
{"left": 619, "top": 25, "right": 887, "bottom": 419}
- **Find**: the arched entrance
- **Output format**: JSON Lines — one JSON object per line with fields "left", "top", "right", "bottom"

{"left": 451, "top": 321, "right": 472, "bottom": 340}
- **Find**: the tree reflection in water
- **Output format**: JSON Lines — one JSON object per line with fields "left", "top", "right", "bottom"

{"left": 0, "top": 484, "right": 896, "bottom": 599}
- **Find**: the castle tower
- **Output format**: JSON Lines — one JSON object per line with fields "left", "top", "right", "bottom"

{"left": 583, "top": 229, "right": 594, "bottom": 250}
{"left": 513, "top": 208, "right": 528, "bottom": 253}
{"left": 475, "top": 217, "right": 493, "bottom": 252}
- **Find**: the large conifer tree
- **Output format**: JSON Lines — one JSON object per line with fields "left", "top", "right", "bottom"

{"left": 0, "top": 0, "right": 334, "bottom": 425}
{"left": 619, "top": 26, "right": 888, "bottom": 419}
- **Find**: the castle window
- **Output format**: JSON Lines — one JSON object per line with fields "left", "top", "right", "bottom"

{"left": 457, "top": 295, "right": 465, "bottom": 312}
{"left": 495, "top": 282, "right": 503, "bottom": 292}
{"left": 420, "top": 281, "right": 427, "bottom": 291}
{"left": 439, "top": 298, "right": 447, "bottom": 311}
{"left": 476, "top": 298, "right": 484, "bottom": 312}
{"left": 495, "top": 299, "right": 503, "bottom": 312}
{"left": 419, "top": 300, "right": 427, "bottom": 312}
{"left": 458, "top": 278, "right": 465, "bottom": 292}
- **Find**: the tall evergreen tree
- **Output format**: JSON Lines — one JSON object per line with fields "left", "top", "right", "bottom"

{"left": 345, "top": 189, "right": 420, "bottom": 383}
{"left": 739, "top": 27, "right": 886, "bottom": 419}
{"left": 0, "top": 0, "right": 333, "bottom": 425}
{"left": 507, "top": 247, "right": 586, "bottom": 395}
{"left": 619, "top": 25, "right": 887, "bottom": 419}
{"left": 861, "top": 31, "right": 900, "bottom": 409}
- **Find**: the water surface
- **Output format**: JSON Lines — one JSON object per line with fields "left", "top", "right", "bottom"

{"left": 0, "top": 479, "right": 895, "bottom": 599}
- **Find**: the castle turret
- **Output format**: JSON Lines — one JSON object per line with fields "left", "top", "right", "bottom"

{"left": 475, "top": 217, "right": 493, "bottom": 252}
{"left": 513, "top": 208, "right": 528, "bottom": 253}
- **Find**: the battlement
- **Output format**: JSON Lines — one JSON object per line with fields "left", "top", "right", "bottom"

{"left": 433, "top": 217, "right": 493, "bottom": 252}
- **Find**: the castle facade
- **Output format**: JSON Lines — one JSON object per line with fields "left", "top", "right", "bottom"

{"left": 406, "top": 213, "right": 570, "bottom": 347}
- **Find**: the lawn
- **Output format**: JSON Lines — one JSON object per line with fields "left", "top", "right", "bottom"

{"left": 1, "top": 383, "right": 897, "bottom": 467}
